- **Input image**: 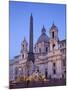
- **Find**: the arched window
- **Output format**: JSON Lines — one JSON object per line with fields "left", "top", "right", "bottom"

{"left": 46, "top": 47, "right": 48, "bottom": 53}
{"left": 53, "top": 69, "right": 56, "bottom": 74}
{"left": 23, "top": 44, "right": 24, "bottom": 48}
{"left": 53, "top": 62, "right": 56, "bottom": 67}
{"left": 22, "top": 54, "right": 24, "bottom": 58}
{"left": 53, "top": 44, "right": 55, "bottom": 50}
{"left": 53, "top": 63, "right": 56, "bottom": 74}
{"left": 45, "top": 69, "right": 48, "bottom": 78}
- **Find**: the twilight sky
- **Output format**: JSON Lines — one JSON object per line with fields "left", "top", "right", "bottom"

{"left": 9, "top": 1, "right": 66, "bottom": 59}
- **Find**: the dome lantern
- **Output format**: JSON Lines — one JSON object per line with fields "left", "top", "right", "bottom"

{"left": 41, "top": 25, "right": 46, "bottom": 34}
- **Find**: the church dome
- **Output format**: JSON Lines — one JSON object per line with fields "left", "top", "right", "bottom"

{"left": 36, "top": 26, "right": 49, "bottom": 44}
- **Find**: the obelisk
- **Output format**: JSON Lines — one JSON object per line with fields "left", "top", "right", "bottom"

{"left": 26, "top": 14, "right": 35, "bottom": 77}
{"left": 28, "top": 14, "right": 35, "bottom": 63}
{"left": 29, "top": 14, "right": 33, "bottom": 53}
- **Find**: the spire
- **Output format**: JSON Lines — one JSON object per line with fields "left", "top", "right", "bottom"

{"left": 41, "top": 25, "right": 46, "bottom": 34}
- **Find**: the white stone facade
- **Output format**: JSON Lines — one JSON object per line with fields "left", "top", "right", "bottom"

{"left": 9, "top": 23, "right": 66, "bottom": 82}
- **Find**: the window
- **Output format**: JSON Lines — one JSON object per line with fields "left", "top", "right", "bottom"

{"left": 62, "top": 43, "right": 64, "bottom": 46}
{"left": 53, "top": 63, "right": 56, "bottom": 67}
{"left": 60, "top": 44, "right": 62, "bottom": 48}
{"left": 46, "top": 47, "right": 48, "bottom": 53}
{"left": 61, "top": 49, "right": 65, "bottom": 54}
{"left": 45, "top": 69, "right": 48, "bottom": 78}
{"left": 53, "top": 44, "right": 55, "bottom": 50}
{"left": 53, "top": 69, "right": 56, "bottom": 74}
{"left": 23, "top": 44, "right": 24, "bottom": 48}
{"left": 63, "top": 60, "right": 66, "bottom": 66}
{"left": 15, "top": 67, "right": 18, "bottom": 75}
{"left": 37, "top": 67, "right": 39, "bottom": 72}
{"left": 21, "top": 68, "right": 23, "bottom": 75}
{"left": 37, "top": 68, "right": 39, "bottom": 72}
{"left": 22, "top": 54, "right": 24, "bottom": 58}
{"left": 52, "top": 32, "right": 54, "bottom": 38}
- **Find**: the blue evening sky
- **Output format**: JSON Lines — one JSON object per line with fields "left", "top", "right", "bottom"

{"left": 9, "top": 1, "right": 66, "bottom": 59}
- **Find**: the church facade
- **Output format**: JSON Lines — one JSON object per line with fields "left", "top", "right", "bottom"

{"left": 9, "top": 15, "right": 66, "bottom": 82}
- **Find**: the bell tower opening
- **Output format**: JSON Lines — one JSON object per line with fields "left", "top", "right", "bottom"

{"left": 50, "top": 22, "right": 58, "bottom": 40}
{"left": 52, "top": 31, "right": 54, "bottom": 38}
{"left": 53, "top": 44, "right": 55, "bottom": 50}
